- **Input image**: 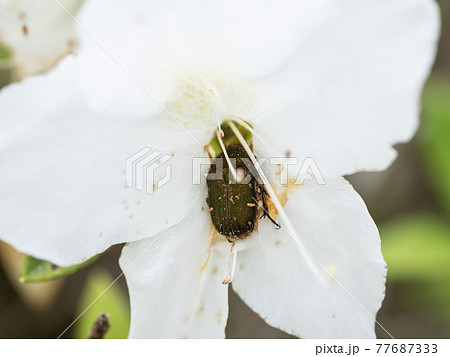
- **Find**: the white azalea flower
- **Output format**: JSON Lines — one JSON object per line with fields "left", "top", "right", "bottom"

{"left": 0, "top": 0, "right": 83, "bottom": 78}
{"left": 0, "top": 0, "right": 439, "bottom": 338}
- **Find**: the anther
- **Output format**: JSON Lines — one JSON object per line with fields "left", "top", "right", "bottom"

{"left": 222, "top": 242, "right": 238, "bottom": 285}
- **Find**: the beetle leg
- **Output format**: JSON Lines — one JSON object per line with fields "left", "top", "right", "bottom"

{"left": 260, "top": 185, "right": 281, "bottom": 229}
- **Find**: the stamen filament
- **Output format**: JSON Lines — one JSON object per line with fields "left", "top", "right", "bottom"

{"left": 209, "top": 88, "right": 224, "bottom": 137}
{"left": 216, "top": 131, "right": 238, "bottom": 183}
{"left": 227, "top": 120, "right": 326, "bottom": 284}
{"left": 229, "top": 116, "right": 283, "bottom": 156}
{"left": 222, "top": 242, "right": 238, "bottom": 285}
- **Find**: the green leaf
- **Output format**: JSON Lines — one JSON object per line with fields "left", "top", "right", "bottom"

{"left": 419, "top": 79, "right": 450, "bottom": 215}
{"left": 20, "top": 254, "right": 98, "bottom": 283}
{"left": 0, "top": 43, "right": 12, "bottom": 59}
{"left": 0, "top": 42, "right": 14, "bottom": 88}
{"left": 381, "top": 214, "right": 450, "bottom": 282}
{"left": 381, "top": 215, "right": 450, "bottom": 323}
{"left": 73, "top": 269, "right": 130, "bottom": 339}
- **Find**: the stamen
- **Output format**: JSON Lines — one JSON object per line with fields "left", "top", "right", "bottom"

{"left": 222, "top": 242, "right": 238, "bottom": 285}
{"left": 229, "top": 116, "right": 284, "bottom": 156}
{"left": 216, "top": 130, "right": 238, "bottom": 183}
{"left": 227, "top": 121, "right": 326, "bottom": 284}
{"left": 209, "top": 88, "right": 224, "bottom": 137}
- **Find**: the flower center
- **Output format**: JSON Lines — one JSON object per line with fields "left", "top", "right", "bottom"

{"left": 162, "top": 67, "right": 260, "bottom": 129}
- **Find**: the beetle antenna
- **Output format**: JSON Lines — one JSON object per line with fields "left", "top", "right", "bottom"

{"left": 227, "top": 120, "right": 327, "bottom": 285}
{"left": 222, "top": 242, "right": 238, "bottom": 285}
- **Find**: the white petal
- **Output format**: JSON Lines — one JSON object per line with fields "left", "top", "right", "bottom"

{"left": 256, "top": 0, "right": 440, "bottom": 178}
{"left": 0, "top": 56, "right": 77, "bottom": 144}
{"left": 74, "top": 0, "right": 332, "bottom": 118}
{"left": 120, "top": 201, "right": 230, "bottom": 338}
{"left": 0, "top": 57, "right": 205, "bottom": 266}
{"left": 232, "top": 179, "right": 386, "bottom": 338}
{"left": 0, "top": 0, "right": 83, "bottom": 77}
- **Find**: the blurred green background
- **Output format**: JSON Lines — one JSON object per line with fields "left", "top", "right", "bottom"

{"left": 0, "top": 1, "right": 449, "bottom": 339}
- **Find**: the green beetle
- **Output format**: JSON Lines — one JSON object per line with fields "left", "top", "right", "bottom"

{"left": 206, "top": 143, "right": 280, "bottom": 242}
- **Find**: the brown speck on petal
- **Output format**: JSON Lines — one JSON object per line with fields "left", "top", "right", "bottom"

{"left": 67, "top": 40, "right": 77, "bottom": 51}
{"left": 275, "top": 164, "right": 282, "bottom": 176}
{"left": 216, "top": 311, "right": 222, "bottom": 325}
{"left": 196, "top": 306, "right": 204, "bottom": 316}
{"left": 22, "top": 24, "right": 28, "bottom": 36}
{"left": 129, "top": 215, "right": 133, "bottom": 219}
